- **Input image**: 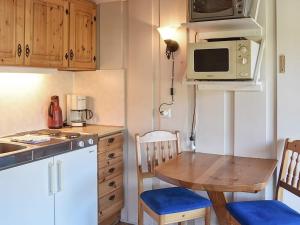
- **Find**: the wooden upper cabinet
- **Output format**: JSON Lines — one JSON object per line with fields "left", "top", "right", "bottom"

{"left": 69, "top": 0, "right": 96, "bottom": 70}
{"left": 24, "top": 0, "right": 69, "bottom": 68}
{"left": 0, "top": 0, "right": 25, "bottom": 65}
{"left": 0, "top": 0, "right": 96, "bottom": 70}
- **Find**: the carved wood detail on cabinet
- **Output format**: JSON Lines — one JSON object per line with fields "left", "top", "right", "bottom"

{"left": 0, "top": 0, "right": 96, "bottom": 71}
{"left": 0, "top": 0, "right": 25, "bottom": 65}
{"left": 98, "top": 133, "right": 124, "bottom": 225}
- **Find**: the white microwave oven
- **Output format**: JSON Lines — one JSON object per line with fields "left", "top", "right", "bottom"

{"left": 187, "top": 40, "right": 260, "bottom": 80}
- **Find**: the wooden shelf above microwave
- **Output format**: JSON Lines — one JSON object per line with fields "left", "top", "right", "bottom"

{"left": 183, "top": 18, "right": 263, "bottom": 40}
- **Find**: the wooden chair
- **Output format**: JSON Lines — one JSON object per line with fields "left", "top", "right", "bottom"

{"left": 227, "top": 138, "right": 300, "bottom": 225}
{"left": 135, "top": 130, "right": 211, "bottom": 225}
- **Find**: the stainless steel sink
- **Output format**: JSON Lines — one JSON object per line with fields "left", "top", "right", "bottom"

{"left": 0, "top": 143, "right": 27, "bottom": 154}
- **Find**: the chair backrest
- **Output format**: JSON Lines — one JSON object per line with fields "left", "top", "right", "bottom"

{"left": 135, "top": 130, "right": 181, "bottom": 195}
{"left": 276, "top": 139, "right": 300, "bottom": 200}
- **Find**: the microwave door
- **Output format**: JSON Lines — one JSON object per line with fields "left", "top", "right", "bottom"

{"left": 189, "top": 44, "right": 237, "bottom": 80}
{"left": 191, "top": 0, "right": 234, "bottom": 20}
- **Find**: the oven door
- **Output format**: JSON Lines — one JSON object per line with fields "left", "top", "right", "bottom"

{"left": 187, "top": 42, "right": 237, "bottom": 80}
{"left": 190, "top": 0, "right": 235, "bottom": 21}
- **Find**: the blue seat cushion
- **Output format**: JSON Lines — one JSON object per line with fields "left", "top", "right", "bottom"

{"left": 140, "top": 187, "right": 211, "bottom": 215}
{"left": 227, "top": 200, "right": 300, "bottom": 225}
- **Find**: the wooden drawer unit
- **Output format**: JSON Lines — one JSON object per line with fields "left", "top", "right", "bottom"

{"left": 99, "top": 188, "right": 123, "bottom": 210}
{"left": 107, "top": 147, "right": 123, "bottom": 162}
{"left": 99, "top": 188, "right": 124, "bottom": 222}
{"left": 99, "top": 199, "right": 123, "bottom": 222}
{"left": 97, "top": 133, "right": 124, "bottom": 225}
{"left": 99, "top": 134, "right": 124, "bottom": 150}
{"left": 98, "top": 158, "right": 123, "bottom": 182}
{"left": 99, "top": 175, "right": 123, "bottom": 197}
{"left": 105, "top": 161, "right": 123, "bottom": 179}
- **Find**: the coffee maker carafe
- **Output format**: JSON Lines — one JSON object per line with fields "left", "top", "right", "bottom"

{"left": 48, "top": 96, "right": 63, "bottom": 129}
{"left": 66, "top": 95, "right": 93, "bottom": 127}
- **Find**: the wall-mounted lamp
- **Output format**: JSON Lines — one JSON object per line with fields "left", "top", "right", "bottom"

{"left": 157, "top": 25, "right": 180, "bottom": 117}
{"left": 157, "top": 25, "right": 180, "bottom": 59}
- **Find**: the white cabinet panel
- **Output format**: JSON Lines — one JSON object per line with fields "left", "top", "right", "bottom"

{"left": 55, "top": 146, "right": 98, "bottom": 225}
{"left": 196, "top": 91, "right": 227, "bottom": 155}
{"left": 277, "top": 0, "right": 300, "bottom": 212}
{"left": 0, "top": 158, "right": 54, "bottom": 225}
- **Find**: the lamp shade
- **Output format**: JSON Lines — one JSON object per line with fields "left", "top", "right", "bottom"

{"left": 157, "top": 25, "right": 180, "bottom": 41}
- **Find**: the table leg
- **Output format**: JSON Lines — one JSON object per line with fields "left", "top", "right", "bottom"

{"left": 207, "top": 191, "right": 234, "bottom": 225}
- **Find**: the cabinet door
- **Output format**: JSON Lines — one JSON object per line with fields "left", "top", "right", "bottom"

{"left": 0, "top": 0, "right": 25, "bottom": 65}
{"left": 0, "top": 158, "right": 55, "bottom": 225}
{"left": 55, "top": 146, "right": 98, "bottom": 225}
{"left": 69, "top": 0, "right": 96, "bottom": 70}
{"left": 24, "top": 0, "right": 69, "bottom": 68}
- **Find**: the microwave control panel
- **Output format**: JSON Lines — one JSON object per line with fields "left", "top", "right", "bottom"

{"left": 236, "top": 40, "right": 259, "bottom": 79}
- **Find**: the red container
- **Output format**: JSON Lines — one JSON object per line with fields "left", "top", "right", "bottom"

{"left": 48, "top": 96, "right": 63, "bottom": 129}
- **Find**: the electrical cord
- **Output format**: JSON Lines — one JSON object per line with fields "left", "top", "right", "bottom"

{"left": 190, "top": 85, "right": 197, "bottom": 144}
{"left": 171, "top": 52, "right": 175, "bottom": 103}
{"left": 189, "top": 32, "right": 199, "bottom": 151}
{"left": 159, "top": 52, "right": 176, "bottom": 115}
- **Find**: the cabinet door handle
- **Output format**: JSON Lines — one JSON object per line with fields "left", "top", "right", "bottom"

{"left": 17, "top": 44, "right": 22, "bottom": 57}
{"left": 25, "top": 44, "right": 30, "bottom": 58}
{"left": 69, "top": 49, "right": 74, "bottom": 60}
{"left": 65, "top": 52, "right": 68, "bottom": 60}
{"left": 57, "top": 160, "right": 63, "bottom": 192}
{"left": 48, "top": 162, "right": 55, "bottom": 196}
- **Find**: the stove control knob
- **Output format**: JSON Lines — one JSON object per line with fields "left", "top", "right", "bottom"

{"left": 78, "top": 141, "right": 85, "bottom": 148}
{"left": 88, "top": 139, "right": 94, "bottom": 145}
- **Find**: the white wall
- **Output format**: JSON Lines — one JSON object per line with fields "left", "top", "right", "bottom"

{"left": 0, "top": 67, "right": 73, "bottom": 137}
{"left": 98, "top": 1, "right": 127, "bottom": 69}
{"left": 73, "top": 70, "right": 125, "bottom": 126}
{"left": 125, "top": 0, "right": 276, "bottom": 225}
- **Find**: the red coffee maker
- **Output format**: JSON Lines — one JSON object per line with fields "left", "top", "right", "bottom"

{"left": 48, "top": 96, "right": 63, "bottom": 129}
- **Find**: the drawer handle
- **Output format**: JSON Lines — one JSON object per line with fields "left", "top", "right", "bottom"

{"left": 108, "top": 168, "right": 115, "bottom": 173}
{"left": 108, "top": 137, "right": 115, "bottom": 144}
{"left": 109, "top": 195, "right": 116, "bottom": 201}
{"left": 108, "top": 153, "right": 115, "bottom": 159}
{"left": 109, "top": 181, "right": 116, "bottom": 187}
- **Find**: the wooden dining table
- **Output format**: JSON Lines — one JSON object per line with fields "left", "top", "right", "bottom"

{"left": 155, "top": 152, "right": 277, "bottom": 225}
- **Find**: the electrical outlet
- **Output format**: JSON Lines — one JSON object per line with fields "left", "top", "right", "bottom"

{"left": 160, "top": 108, "right": 172, "bottom": 118}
